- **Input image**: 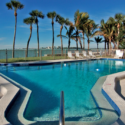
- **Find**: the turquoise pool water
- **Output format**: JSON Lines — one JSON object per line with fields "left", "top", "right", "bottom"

{"left": 0, "top": 59, "right": 125, "bottom": 122}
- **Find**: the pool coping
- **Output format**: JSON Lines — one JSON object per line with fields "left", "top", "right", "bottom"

{"left": 0, "top": 58, "right": 125, "bottom": 125}
{"left": 0, "top": 76, "right": 19, "bottom": 125}
{"left": 102, "top": 71, "right": 125, "bottom": 125}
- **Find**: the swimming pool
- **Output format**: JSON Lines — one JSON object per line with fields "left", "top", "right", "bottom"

{"left": 0, "top": 59, "right": 125, "bottom": 122}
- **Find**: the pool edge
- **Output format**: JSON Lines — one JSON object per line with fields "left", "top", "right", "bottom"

{"left": 0, "top": 58, "right": 124, "bottom": 125}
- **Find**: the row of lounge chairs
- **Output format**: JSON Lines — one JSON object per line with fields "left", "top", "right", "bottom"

{"left": 68, "top": 51, "right": 96, "bottom": 59}
{"left": 68, "top": 50, "right": 124, "bottom": 59}
{"left": 114, "top": 50, "right": 124, "bottom": 59}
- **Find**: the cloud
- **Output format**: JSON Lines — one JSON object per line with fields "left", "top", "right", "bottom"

{"left": 19, "top": 25, "right": 29, "bottom": 28}
{"left": 0, "top": 37, "right": 6, "bottom": 41}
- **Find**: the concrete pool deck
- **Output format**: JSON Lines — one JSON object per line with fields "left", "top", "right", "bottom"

{"left": 0, "top": 58, "right": 125, "bottom": 125}
{"left": 0, "top": 76, "right": 19, "bottom": 125}
{"left": 102, "top": 72, "right": 125, "bottom": 125}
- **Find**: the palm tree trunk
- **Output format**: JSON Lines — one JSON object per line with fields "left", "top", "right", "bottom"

{"left": 78, "top": 38, "right": 82, "bottom": 49}
{"left": 68, "top": 38, "right": 70, "bottom": 51}
{"left": 76, "top": 40, "right": 78, "bottom": 50}
{"left": 60, "top": 25, "right": 63, "bottom": 55}
{"left": 112, "top": 41, "right": 117, "bottom": 49}
{"left": 97, "top": 43, "right": 98, "bottom": 52}
{"left": 109, "top": 38, "right": 111, "bottom": 55}
{"left": 105, "top": 40, "right": 106, "bottom": 50}
{"left": 26, "top": 25, "right": 32, "bottom": 57}
{"left": 12, "top": 11, "right": 17, "bottom": 58}
{"left": 52, "top": 21, "right": 54, "bottom": 55}
{"left": 76, "top": 30, "right": 78, "bottom": 50}
{"left": 117, "top": 25, "right": 120, "bottom": 49}
{"left": 37, "top": 22, "right": 39, "bottom": 57}
{"left": 88, "top": 38, "right": 89, "bottom": 51}
{"left": 82, "top": 32, "right": 85, "bottom": 50}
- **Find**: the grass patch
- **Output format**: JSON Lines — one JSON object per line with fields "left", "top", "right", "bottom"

{"left": 0, "top": 55, "right": 114, "bottom": 63}
{"left": 0, "top": 56, "right": 67, "bottom": 63}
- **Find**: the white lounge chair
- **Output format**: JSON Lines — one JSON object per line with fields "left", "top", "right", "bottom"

{"left": 75, "top": 51, "right": 83, "bottom": 59}
{"left": 82, "top": 51, "right": 90, "bottom": 58}
{"left": 115, "top": 61, "right": 123, "bottom": 66}
{"left": 114, "top": 50, "right": 123, "bottom": 59}
{"left": 68, "top": 51, "right": 75, "bottom": 59}
{"left": 88, "top": 51, "right": 96, "bottom": 58}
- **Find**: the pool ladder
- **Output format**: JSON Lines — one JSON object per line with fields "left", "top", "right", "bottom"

{"left": 59, "top": 91, "right": 65, "bottom": 125}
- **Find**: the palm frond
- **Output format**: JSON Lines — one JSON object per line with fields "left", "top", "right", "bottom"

{"left": 24, "top": 17, "right": 35, "bottom": 25}
{"left": 30, "top": 10, "right": 44, "bottom": 20}
{"left": 19, "top": 4, "right": 24, "bottom": 9}
{"left": 57, "top": 34, "right": 68, "bottom": 39}
{"left": 30, "top": 10, "right": 39, "bottom": 17}
{"left": 38, "top": 12, "right": 44, "bottom": 18}
{"left": 6, "top": 3, "right": 12, "bottom": 9}
{"left": 11, "top": 0, "right": 24, "bottom": 10}
{"left": 47, "top": 11, "right": 56, "bottom": 19}
{"left": 64, "top": 26, "right": 68, "bottom": 31}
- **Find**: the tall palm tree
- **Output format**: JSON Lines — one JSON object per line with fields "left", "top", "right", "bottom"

{"left": 56, "top": 15, "right": 70, "bottom": 55}
{"left": 74, "top": 11, "right": 90, "bottom": 50}
{"left": 106, "top": 17, "right": 116, "bottom": 52}
{"left": 94, "top": 36, "right": 102, "bottom": 52}
{"left": 30, "top": 10, "right": 44, "bottom": 57}
{"left": 95, "top": 19, "right": 112, "bottom": 50}
{"left": 57, "top": 24, "right": 75, "bottom": 50}
{"left": 78, "top": 12, "right": 89, "bottom": 50}
{"left": 85, "top": 20, "right": 98, "bottom": 51}
{"left": 115, "top": 13, "right": 124, "bottom": 49}
{"left": 47, "top": 11, "right": 56, "bottom": 55}
{"left": 74, "top": 10, "right": 82, "bottom": 50}
{"left": 24, "top": 17, "right": 35, "bottom": 57}
{"left": 116, "top": 28, "right": 125, "bottom": 49}
{"left": 6, "top": 0, "right": 24, "bottom": 58}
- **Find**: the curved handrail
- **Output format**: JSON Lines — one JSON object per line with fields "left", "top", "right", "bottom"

{"left": 59, "top": 91, "right": 65, "bottom": 125}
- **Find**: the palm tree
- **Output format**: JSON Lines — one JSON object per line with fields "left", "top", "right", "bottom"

{"left": 85, "top": 20, "right": 98, "bottom": 51}
{"left": 106, "top": 17, "right": 116, "bottom": 53}
{"left": 57, "top": 24, "right": 75, "bottom": 50}
{"left": 78, "top": 12, "right": 89, "bottom": 50}
{"left": 6, "top": 0, "right": 24, "bottom": 58}
{"left": 115, "top": 13, "right": 124, "bottom": 49}
{"left": 116, "top": 28, "right": 125, "bottom": 49}
{"left": 74, "top": 11, "right": 90, "bottom": 50}
{"left": 74, "top": 10, "right": 82, "bottom": 50}
{"left": 56, "top": 15, "right": 70, "bottom": 55}
{"left": 30, "top": 10, "right": 44, "bottom": 57}
{"left": 95, "top": 19, "right": 113, "bottom": 51}
{"left": 47, "top": 11, "right": 56, "bottom": 55}
{"left": 94, "top": 36, "right": 102, "bottom": 52}
{"left": 24, "top": 17, "right": 35, "bottom": 57}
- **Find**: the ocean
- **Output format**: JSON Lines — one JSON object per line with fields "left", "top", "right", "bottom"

{"left": 0, "top": 48, "right": 102, "bottom": 59}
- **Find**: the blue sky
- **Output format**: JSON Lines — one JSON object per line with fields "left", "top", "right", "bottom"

{"left": 0, "top": 0, "right": 125, "bottom": 49}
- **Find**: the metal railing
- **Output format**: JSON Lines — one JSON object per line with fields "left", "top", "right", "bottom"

{"left": 59, "top": 91, "right": 65, "bottom": 125}
{"left": 1, "top": 48, "right": 125, "bottom": 62}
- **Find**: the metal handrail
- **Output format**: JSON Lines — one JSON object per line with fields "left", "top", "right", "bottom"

{"left": 59, "top": 91, "right": 65, "bottom": 125}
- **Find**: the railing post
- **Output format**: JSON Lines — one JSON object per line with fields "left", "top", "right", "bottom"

{"left": 59, "top": 91, "right": 65, "bottom": 125}
{"left": 35, "top": 49, "right": 36, "bottom": 57}
{"left": 40, "top": 50, "right": 42, "bottom": 60}
{"left": 65, "top": 50, "right": 66, "bottom": 59}
{"left": 54, "top": 50, "right": 55, "bottom": 60}
{"left": 25, "top": 50, "right": 26, "bottom": 61}
{"left": 6, "top": 49, "right": 8, "bottom": 63}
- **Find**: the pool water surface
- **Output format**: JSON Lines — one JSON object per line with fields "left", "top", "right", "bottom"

{"left": 0, "top": 59, "right": 125, "bottom": 122}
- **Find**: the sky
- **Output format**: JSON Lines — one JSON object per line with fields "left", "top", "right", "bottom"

{"left": 0, "top": 0, "right": 125, "bottom": 49}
